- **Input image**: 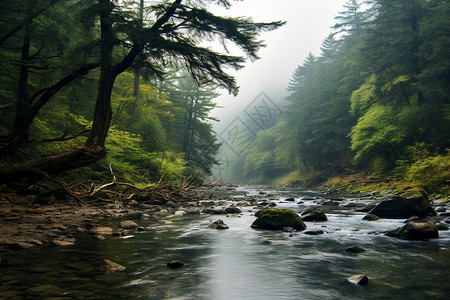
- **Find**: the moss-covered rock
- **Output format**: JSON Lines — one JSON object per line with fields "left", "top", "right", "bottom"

{"left": 251, "top": 209, "right": 306, "bottom": 231}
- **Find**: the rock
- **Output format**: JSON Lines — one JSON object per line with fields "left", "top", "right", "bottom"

{"left": 120, "top": 220, "right": 139, "bottom": 229}
{"left": 102, "top": 259, "right": 126, "bottom": 272}
{"left": 362, "top": 214, "right": 380, "bottom": 221}
{"left": 304, "top": 230, "right": 324, "bottom": 235}
{"left": 301, "top": 207, "right": 327, "bottom": 222}
{"left": 204, "top": 208, "right": 225, "bottom": 215}
{"left": 348, "top": 274, "right": 369, "bottom": 286}
{"left": 342, "top": 203, "right": 359, "bottom": 208}
{"left": 76, "top": 227, "right": 86, "bottom": 233}
{"left": 404, "top": 216, "right": 420, "bottom": 223}
{"left": 386, "top": 221, "right": 439, "bottom": 240}
{"left": 254, "top": 210, "right": 263, "bottom": 217}
{"left": 440, "top": 212, "right": 450, "bottom": 217}
{"left": 208, "top": 219, "right": 229, "bottom": 229}
{"left": 368, "top": 194, "right": 436, "bottom": 219}
{"left": 285, "top": 198, "right": 295, "bottom": 202}
{"left": 25, "top": 239, "right": 43, "bottom": 246}
{"left": 224, "top": 207, "right": 242, "bottom": 214}
{"left": 137, "top": 226, "right": 146, "bottom": 231}
{"left": 436, "top": 223, "right": 448, "bottom": 230}
{"left": 251, "top": 209, "right": 306, "bottom": 231}
{"left": 165, "top": 201, "right": 177, "bottom": 208}
{"left": 282, "top": 226, "right": 295, "bottom": 232}
{"left": 268, "top": 202, "right": 277, "bottom": 207}
{"left": 52, "top": 240, "right": 74, "bottom": 247}
{"left": 91, "top": 227, "right": 113, "bottom": 235}
{"left": 122, "top": 211, "right": 142, "bottom": 220}
{"left": 345, "top": 245, "right": 366, "bottom": 253}
{"left": 321, "top": 201, "right": 340, "bottom": 206}
{"left": 356, "top": 204, "right": 377, "bottom": 212}
{"left": 129, "top": 200, "right": 139, "bottom": 206}
{"left": 167, "top": 260, "right": 184, "bottom": 269}
{"left": 435, "top": 207, "right": 446, "bottom": 212}
{"left": 10, "top": 242, "right": 35, "bottom": 250}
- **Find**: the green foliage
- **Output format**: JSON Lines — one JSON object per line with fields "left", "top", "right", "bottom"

{"left": 350, "top": 104, "right": 406, "bottom": 165}
{"left": 350, "top": 75, "right": 377, "bottom": 116}
{"left": 405, "top": 151, "right": 450, "bottom": 194}
{"left": 227, "top": 0, "right": 449, "bottom": 189}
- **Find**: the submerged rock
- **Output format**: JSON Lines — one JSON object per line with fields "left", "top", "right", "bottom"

{"left": 304, "top": 230, "right": 324, "bottom": 235}
{"left": 368, "top": 194, "right": 435, "bottom": 219}
{"left": 345, "top": 245, "right": 366, "bottom": 253}
{"left": 348, "top": 274, "right": 369, "bottom": 286}
{"left": 251, "top": 209, "right": 306, "bottom": 231}
{"left": 208, "top": 219, "right": 229, "bottom": 230}
{"left": 167, "top": 260, "right": 184, "bottom": 269}
{"left": 386, "top": 221, "right": 439, "bottom": 240}
{"left": 102, "top": 259, "right": 126, "bottom": 272}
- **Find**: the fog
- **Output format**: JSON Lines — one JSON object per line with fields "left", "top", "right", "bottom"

{"left": 209, "top": 0, "right": 345, "bottom": 132}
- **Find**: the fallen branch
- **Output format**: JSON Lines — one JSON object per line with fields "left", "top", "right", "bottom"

{"left": 90, "top": 182, "right": 141, "bottom": 197}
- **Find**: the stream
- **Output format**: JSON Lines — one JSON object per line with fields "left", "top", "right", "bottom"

{"left": 1, "top": 186, "right": 449, "bottom": 299}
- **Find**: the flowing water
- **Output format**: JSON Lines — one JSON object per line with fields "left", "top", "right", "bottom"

{"left": 1, "top": 187, "right": 449, "bottom": 299}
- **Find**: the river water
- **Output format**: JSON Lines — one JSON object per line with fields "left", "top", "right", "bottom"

{"left": 1, "top": 187, "right": 449, "bottom": 299}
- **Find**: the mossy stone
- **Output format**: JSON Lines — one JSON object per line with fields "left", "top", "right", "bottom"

{"left": 251, "top": 209, "right": 306, "bottom": 231}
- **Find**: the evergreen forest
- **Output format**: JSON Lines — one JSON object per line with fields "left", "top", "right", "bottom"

{"left": 223, "top": 0, "right": 450, "bottom": 195}
{"left": 0, "top": 0, "right": 282, "bottom": 184}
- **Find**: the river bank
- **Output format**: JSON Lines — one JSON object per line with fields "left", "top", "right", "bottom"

{"left": 1, "top": 183, "right": 449, "bottom": 252}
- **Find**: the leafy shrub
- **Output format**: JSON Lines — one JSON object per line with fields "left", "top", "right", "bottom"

{"left": 405, "top": 150, "right": 450, "bottom": 194}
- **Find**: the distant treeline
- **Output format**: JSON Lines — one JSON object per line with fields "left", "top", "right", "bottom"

{"left": 223, "top": 0, "right": 449, "bottom": 193}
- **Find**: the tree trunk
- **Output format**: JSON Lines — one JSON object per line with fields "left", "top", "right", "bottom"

{"left": 85, "top": 0, "right": 115, "bottom": 148}
{"left": 0, "top": 146, "right": 106, "bottom": 182}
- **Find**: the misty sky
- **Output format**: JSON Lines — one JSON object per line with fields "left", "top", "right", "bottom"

{"left": 209, "top": 0, "right": 345, "bottom": 131}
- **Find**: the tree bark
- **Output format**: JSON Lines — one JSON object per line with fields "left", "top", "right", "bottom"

{"left": 0, "top": 146, "right": 106, "bottom": 182}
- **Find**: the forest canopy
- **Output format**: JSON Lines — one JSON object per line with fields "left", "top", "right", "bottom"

{"left": 221, "top": 0, "right": 449, "bottom": 194}
{"left": 0, "top": 0, "right": 283, "bottom": 183}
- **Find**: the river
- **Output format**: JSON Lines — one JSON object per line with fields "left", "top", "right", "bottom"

{"left": 1, "top": 186, "right": 449, "bottom": 299}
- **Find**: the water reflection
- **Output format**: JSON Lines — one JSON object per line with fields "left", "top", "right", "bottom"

{"left": 1, "top": 189, "right": 449, "bottom": 299}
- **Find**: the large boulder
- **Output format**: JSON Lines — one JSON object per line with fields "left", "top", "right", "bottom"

{"left": 368, "top": 194, "right": 435, "bottom": 219}
{"left": 386, "top": 221, "right": 439, "bottom": 240}
{"left": 301, "top": 207, "right": 328, "bottom": 222}
{"left": 251, "top": 209, "right": 306, "bottom": 231}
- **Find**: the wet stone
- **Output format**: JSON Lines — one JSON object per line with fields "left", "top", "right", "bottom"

{"left": 208, "top": 219, "right": 229, "bottom": 230}
{"left": 362, "top": 214, "right": 380, "bottom": 221}
{"left": 345, "top": 245, "right": 366, "bottom": 253}
{"left": 167, "top": 260, "right": 184, "bottom": 269}
{"left": 348, "top": 274, "right": 369, "bottom": 286}
{"left": 304, "top": 230, "right": 324, "bottom": 235}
